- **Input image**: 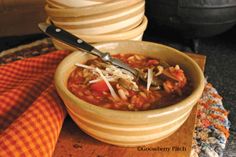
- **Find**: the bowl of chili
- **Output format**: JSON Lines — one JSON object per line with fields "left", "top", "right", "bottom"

{"left": 54, "top": 41, "right": 204, "bottom": 146}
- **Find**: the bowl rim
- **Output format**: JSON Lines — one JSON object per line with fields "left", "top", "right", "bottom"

{"left": 48, "top": 0, "right": 111, "bottom": 8}
{"left": 47, "top": 0, "right": 105, "bottom": 8}
{"left": 54, "top": 41, "right": 205, "bottom": 119}
{"left": 45, "top": 0, "right": 143, "bottom": 17}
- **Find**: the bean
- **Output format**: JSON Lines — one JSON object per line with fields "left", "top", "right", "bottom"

{"left": 83, "top": 69, "right": 90, "bottom": 77}
{"left": 103, "top": 104, "right": 112, "bottom": 109}
{"left": 143, "top": 103, "right": 151, "bottom": 109}
{"left": 131, "top": 95, "right": 137, "bottom": 104}
{"left": 78, "top": 92, "right": 84, "bottom": 96}
{"left": 102, "top": 91, "right": 108, "bottom": 95}
{"left": 139, "top": 92, "right": 147, "bottom": 98}
{"left": 108, "top": 96, "right": 115, "bottom": 102}
{"left": 71, "top": 84, "right": 79, "bottom": 89}
{"left": 128, "top": 104, "right": 134, "bottom": 110}
{"left": 134, "top": 55, "right": 142, "bottom": 60}
{"left": 31, "top": 51, "right": 40, "bottom": 56}
{"left": 84, "top": 90, "right": 91, "bottom": 95}
{"left": 118, "top": 89, "right": 127, "bottom": 100}
{"left": 87, "top": 95, "right": 94, "bottom": 100}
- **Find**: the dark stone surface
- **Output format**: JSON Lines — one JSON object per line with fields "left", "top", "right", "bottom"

{"left": 0, "top": 26, "right": 235, "bottom": 156}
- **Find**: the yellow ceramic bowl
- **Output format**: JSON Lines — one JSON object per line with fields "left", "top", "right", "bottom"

{"left": 45, "top": 0, "right": 142, "bottom": 17}
{"left": 46, "top": 0, "right": 65, "bottom": 9}
{"left": 51, "top": 32, "right": 144, "bottom": 50}
{"left": 50, "top": 0, "right": 144, "bottom": 24}
{"left": 54, "top": 41, "right": 205, "bottom": 146}
{"left": 49, "top": 0, "right": 145, "bottom": 35}
{"left": 50, "top": 16, "right": 147, "bottom": 50}
{"left": 47, "top": 0, "right": 107, "bottom": 8}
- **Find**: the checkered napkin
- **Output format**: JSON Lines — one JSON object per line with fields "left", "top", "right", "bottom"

{"left": 0, "top": 50, "right": 70, "bottom": 157}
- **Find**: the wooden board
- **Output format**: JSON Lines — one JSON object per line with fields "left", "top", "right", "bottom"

{"left": 53, "top": 53, "right": 206, "bottom": 157}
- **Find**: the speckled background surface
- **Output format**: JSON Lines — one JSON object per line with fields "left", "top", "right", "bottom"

{"left": 0, "top": 25, "right": 235, "bottom": 157}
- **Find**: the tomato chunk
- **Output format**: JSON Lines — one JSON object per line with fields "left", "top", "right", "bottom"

{"left": 147, "top": 59, "right": 159, "bottom": 66}
{"left": 90, "top": 80, "right": 109, "bottom": 92}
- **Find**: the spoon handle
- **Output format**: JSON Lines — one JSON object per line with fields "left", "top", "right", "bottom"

{"left": 38, "top": 23, "right": 105, "bottom": 57}
{"left": 38, "top": 23, "right": 138, "bottom": 76}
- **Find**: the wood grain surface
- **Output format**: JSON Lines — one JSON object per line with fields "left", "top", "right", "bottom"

{"left": 53, "top": 53, "right": 206, "bottom": 157}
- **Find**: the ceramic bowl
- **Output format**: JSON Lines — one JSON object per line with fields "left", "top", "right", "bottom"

{"left": 47, "top": 0, "right": 110, "bottom": 8}
{"left": 51, "top": 32, "right": 143, "bottom": 50}
{"left": 50, "top": 0, "right": 144, "bottom": 35}
{"left": 54, "top": 41, "right": 205, "bottom": 146}
{"left": 54, "top": 12, "right": 144, "bottom": 35}
{"left": 50, "top": 16, "right": 147, "bottom": 49}
{"left": 45, "top": 0, "right": 142, "bottom": 17}
{"left": 46, "top": 0, "right": 65, "bottom": 8}
{"left": 50, "top": 0, "right": 143, "bottom": 23}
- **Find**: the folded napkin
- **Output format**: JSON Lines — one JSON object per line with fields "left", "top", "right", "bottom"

{"left": 0, "top": 50, "right": 70, "bottom": 157}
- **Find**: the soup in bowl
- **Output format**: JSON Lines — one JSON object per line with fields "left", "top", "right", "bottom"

{"left": 67, "top": 53, "right": 192, "bottom": 111}
{"left": 54, "top": 41, "right": 204, "bottom": 146}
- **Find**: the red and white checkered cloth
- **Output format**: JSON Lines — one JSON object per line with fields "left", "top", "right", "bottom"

{"left": 0, "top": 50, "right": 70, "bottom": 157}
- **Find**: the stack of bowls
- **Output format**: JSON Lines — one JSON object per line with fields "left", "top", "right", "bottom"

{"left": 45, "top": 0, "right": 147, "bottom": 50}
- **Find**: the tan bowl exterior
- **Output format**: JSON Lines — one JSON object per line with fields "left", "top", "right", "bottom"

{"left": 63, "top": 15, "right": 147, "bottom": 40}
{"left": 49, "top": 14, "right": 143, "bottom": 36}
{"left": 132, "top": 33, "right": 143, "bottom": 41}
{"left": 48, "top": 0, "right": 110, "bottom": 8}
{"left": 46, "top": 0, "right": 65, "bottom": 9}
{"left": 54, "top": 41, "right": 205, "bottom": 146}
{"left": 50, "top": 0, "right": 144, "bottom": 25}
{"left": 49, "top": 1, "right": 145, "bottom": 35}
{"left": 52, "top": 32, "right": 143, "bottom": 50}
{"left": 55, "top": 12, "right": 144, "bottom": 35}
{"left": 45, "top": 0, "right": 143, "bottom": 17}
{"left": 50, "top": 16, "right": 147, "bottom": 50}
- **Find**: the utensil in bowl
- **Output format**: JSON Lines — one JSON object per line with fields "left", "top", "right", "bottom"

{"left": 38, "top": 22, "right": 165, "bottom": 87}
{"left": 38, "top": 23, "right": 138, "bottom": 77}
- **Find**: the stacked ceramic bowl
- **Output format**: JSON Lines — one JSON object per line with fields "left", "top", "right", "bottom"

{"left": 45, "top": 0, "right": 147, "bottom": 50}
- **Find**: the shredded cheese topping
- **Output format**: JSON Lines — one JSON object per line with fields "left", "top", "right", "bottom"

{"left": 75, "top": 62, "right": 138, "bottom": 87}
{"left": 95, "top": 68, "right": 119, "bottom": 100}
{"left": 105, "top": 65, "right": 135, "bottom": 82}
{"left": 75, "top": 62, "right": 140, "bottom": 99}
{"left": 75, "top": 63, "right": 95, "bottom": 70}
{"left": 155, "top": 66, "right": 164, "bottom": 76}
{"left": 89, "top": 76, "right": 115, "bottom": 84}
{"left": 147, "top": 68, "right": 153, "bottom": 91}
